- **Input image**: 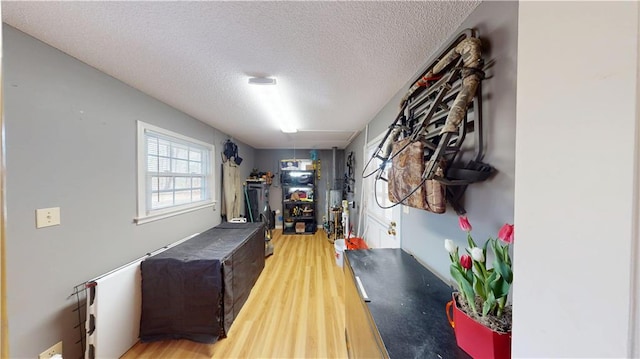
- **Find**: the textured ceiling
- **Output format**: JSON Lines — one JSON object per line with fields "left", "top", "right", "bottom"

{"left": 2, "top": 1, "right": 480, "bottom": 149}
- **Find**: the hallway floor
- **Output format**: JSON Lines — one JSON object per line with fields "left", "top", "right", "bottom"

{"left": 122, "top": 229, "right": 348, "bottom": 358}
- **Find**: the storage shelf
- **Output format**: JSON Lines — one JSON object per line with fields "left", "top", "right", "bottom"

{"left": 283, "top": 229, "right": 316, "bottom": 235}
{"left": 281, "top": 169, "right": 317, "bottom": 234}
{"left": 283, "top": 200, "right": 314, "bottom": 205}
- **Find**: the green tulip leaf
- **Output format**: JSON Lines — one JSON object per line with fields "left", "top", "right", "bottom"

{"left": 472, "top": 261, "right": 484, "bottom": 278}
{"left": 493, "top": 258, "right": 513, "bottom": 283}
{"left": 451, "top": 266, "right": 475, "bottom": 309}
{"left": 490, "top": 275, "right": 511, "bottom": 299}
{"left": 482, "top": 291, "right": 496, "bottom": 316}
{"left": 485, "top": 270, "right": 499, "bottom": 295}
{"left": 483, "top": 239, "right": 491, "bottom": 255}
{"left": 465, "top": 268, "right": 475, "bottom": 284}
{"left": 503, "top": 245, "right": 512, "bottom": 265}
{"left": 499, "top": 243, "right": 508, "bottom": 261}
{"left": 473, "top": 274, "right": 486, "bottom": 299}
{"left": 467, "top": 233, "right": 477, "bottom": 249}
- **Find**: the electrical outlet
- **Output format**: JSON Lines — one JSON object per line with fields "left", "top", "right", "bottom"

{"left": 38, "top": 341, "right": 62, "bottom": 359}
{"left": 35, "top": 207, "right": 61, "bottom": 228}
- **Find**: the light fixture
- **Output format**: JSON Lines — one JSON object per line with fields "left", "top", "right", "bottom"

{"left": 248, "top": 77, "right": 277, "bottom": 86}
{"left": 248, "top": 76, "right": 298, "bottom": 133}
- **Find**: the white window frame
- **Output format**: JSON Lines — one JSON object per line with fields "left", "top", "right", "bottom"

{"left": 135, "top": 121, "right": 216, "bottom": 224}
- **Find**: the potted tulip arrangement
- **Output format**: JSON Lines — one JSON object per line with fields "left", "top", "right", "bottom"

{"left": 445, "top": 216, "right": 513, "bottom": 359}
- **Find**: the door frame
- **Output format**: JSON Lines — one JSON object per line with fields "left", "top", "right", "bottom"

{"left": 362, "top": 131, "right": 401, "bottom": 248}
{"left": 631, "top": 9, "right": 640, "bottom": 353}
{"left": 0, "top": 6, "right": 8, "bottom": 355}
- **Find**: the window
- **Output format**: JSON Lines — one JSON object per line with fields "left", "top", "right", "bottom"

{"left": 136, "top": 121, "right": 215, "bottom": 224}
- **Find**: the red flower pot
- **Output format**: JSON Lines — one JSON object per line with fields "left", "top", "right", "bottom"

{"left": 446, "top": 294, "right": 511, "bottom": 359}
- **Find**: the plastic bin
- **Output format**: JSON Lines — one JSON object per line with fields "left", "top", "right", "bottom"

{"left": 334, "top": 239, "right": 346, "bottom": 267}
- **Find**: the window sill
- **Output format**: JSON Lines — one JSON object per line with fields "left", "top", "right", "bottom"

{"left": 134, "top": 201, "right": 216, "bottom": 225}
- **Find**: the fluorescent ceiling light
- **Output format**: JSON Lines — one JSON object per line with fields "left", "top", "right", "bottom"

{"left": 248, "top": 77, "right": 298, "bottom": 134}
{"left": 248, "top": 77, "right": 277, "bottom": 85}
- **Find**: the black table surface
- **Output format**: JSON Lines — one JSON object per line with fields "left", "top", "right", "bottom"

{"left": 345, "top": 248, "right": 470, "bottom": 359}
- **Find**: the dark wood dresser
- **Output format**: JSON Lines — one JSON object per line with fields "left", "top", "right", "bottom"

{"left": 344, "top": 248, "right": 470, "bottom": 359}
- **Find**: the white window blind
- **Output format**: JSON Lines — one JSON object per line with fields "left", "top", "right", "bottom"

{"left": 136, "top": 121, "right": 215, "bottom": 224}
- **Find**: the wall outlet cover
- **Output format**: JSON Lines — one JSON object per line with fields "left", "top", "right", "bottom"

{"left": 35, "top": 207, "right": 61, "bottom": 228}
{"left": 39, "top": 341, "right": 62, "bottom": 359}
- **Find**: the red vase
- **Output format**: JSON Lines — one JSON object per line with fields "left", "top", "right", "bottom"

{"left": 446, "top": 294, "right": 511, "bottom": 359}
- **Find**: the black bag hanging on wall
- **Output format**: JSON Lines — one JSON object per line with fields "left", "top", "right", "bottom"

{"left": 223, "top": 139, "right": 243, "bottom": 165}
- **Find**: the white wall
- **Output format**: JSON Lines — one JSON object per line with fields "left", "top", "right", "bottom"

{"left": 513, "top": 2, "right": 639, "bottom": 357}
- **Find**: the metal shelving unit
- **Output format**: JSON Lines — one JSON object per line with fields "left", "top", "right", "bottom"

{"left": 281, "top": 169, "right": 316, "bottom": 235}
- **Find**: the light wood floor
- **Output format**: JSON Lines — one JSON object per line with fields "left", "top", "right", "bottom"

{"left": 122, "top": 229, "right": 348, "bottom": 359}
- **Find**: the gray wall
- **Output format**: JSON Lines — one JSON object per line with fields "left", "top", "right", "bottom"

{"left": 3, "top": 25, "right": 255, "bottom": 358}
{"left": 344, "top": 132, "right": 366, "bottom": 236}
{"left": 345, "top": 1, "right": 518, "bottom": 282}
{"left": 254, "top": 149, "right": 344, "bottom": 229}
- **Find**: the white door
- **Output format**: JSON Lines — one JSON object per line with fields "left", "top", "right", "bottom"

{"left": 362, "top": 133, "right": 401, "bottom": 249}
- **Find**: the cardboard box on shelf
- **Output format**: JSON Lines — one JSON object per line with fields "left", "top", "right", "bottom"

{"left": 280, "top": 160, "right": 300, "bottom": 171}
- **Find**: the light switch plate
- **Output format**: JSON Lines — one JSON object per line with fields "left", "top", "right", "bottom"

{"left": 36, "top": 207, "right": 61, "bottom": 228}
{"left": 38, "top": 341, "right": 62, "bottom": 359}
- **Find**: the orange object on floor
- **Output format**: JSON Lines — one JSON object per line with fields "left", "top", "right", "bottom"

{"left": 346, "top": 237, "right": 368, "bottom": 250}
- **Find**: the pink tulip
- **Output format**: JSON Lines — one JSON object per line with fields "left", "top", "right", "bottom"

{"left": 458, "top": 216, "right": 472, "bottom": 232}
{"left": 498, "top": 223, "right": 514, "bottom": 244}
{"left": 460, "top": 254, "right": 472, "bottom": 269}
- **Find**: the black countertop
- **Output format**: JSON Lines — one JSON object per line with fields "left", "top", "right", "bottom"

{"left": 345, "top": 249, "right": 470, "bottom": 359}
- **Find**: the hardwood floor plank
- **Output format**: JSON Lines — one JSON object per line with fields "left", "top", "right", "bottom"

{"left": 122, "top": 229, "right": 347, "bottom": 359}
